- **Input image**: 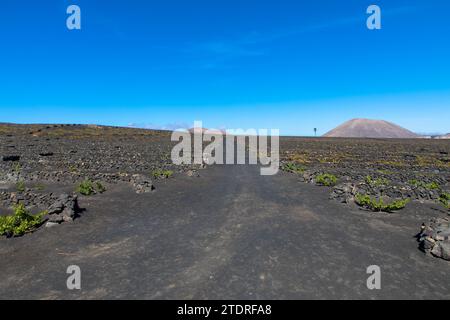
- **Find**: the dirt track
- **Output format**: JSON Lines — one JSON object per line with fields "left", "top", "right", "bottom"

{"left": 1, "top": 163, "right": 449, "bottom": 299}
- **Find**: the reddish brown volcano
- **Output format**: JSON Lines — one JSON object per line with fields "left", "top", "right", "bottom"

{"left": 323, "top": 118, "right": 419, "bottom": 139}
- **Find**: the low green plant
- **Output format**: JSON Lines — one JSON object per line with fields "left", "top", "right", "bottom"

{"left": 355, "top": 193, "right": 410, "bottom": 213}
{"left": 76, "top": 179, "right": 106, "bottom": 195}
{"left": 95, "top": 182, "right": 106, "bottom": 193}
{"left": 12, "top": 163, "right": 21, "bottom": 174}
{"left": 282, "top": 162, "right": 305, "bottom": 174}
{"left": 426, "top": 182, "right": 440, "bottom": 190}
{"left": 68, "top": 165, "right": 78, "bottom": 174}
{"left": 439, "top": 192, "right": 450, "bottom": 209}
{"left": 0, "top": 204, "right": 46, "bottom": 237}
{"left": 315, "top": 173, "right": 338, "bottom": 187}
{"left": 409, "top": 179, "right": 440, "bottom": 190}
{"left": 152, "top": 169, "right": 174, "bottom": 179}
{"left": 16, "top": 180, "right": 25, "bottom": 192}
{"left": 365, "top": 175, "right": 389, "bottom": 187}
{"left": 76, "top": 179, "right": 96, "bottom": 195}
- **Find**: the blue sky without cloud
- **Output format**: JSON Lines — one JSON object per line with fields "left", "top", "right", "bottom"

{"left": 0, "top": 0, "right": 449, "bottom": 136}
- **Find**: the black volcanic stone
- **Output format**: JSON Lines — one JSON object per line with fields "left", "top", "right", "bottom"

{"left": 2, "top": 155, "right": 20, "bottom": 161}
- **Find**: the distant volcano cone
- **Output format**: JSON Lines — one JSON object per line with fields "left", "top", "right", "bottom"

{"left": 323, "top": 119, "right": 419, "bottom": 138}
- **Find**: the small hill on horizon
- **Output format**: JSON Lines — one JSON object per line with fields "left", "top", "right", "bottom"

{"left": 323, "top": 119, "right": 419, "bottom": 139}
{"left": 188, "top": 127, "right": 226, "bottom": 135}
{"left": 433, "top": 133, "right": 450, "bottom": 139}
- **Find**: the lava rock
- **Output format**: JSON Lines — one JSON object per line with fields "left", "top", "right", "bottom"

{"left": 430, "top": 241, "right": 450, "bottom": 260}
{"left": 418, "top": 218, "right": 450, "bottom": 261}
{"left": 47, "top": 214, "right": 64, "bottom": 223}
{"left": 47, "top": 193, "right": 79, "bottom": 222}
{"left": 2, "top": 155, "right": 20, "bottom": 162}
{"left": 422, "top": 237, "right": 436, "bottom": 250}
{"left": 186, "top": 170, "right": 200, "bottom": 177}
{"left": 130, "top": 174, "right": 154, "bottom": 194}
{"left": 441, "top": 241, "right": 450, "bottom": 260}
{"left": 45, "top": 221, "right": 60, "bottom": 228}
{"left": 39, "top": 152, "right": 54, "bottom": 157}
{"left": 330, "top": 183, "right": 354, "bottom": 203}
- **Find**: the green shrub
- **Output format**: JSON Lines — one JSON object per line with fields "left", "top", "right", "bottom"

{"left": 69, "top": 165, "right": 78, "bottom": 174}
{"left": 13, "top": 163, "right": 21, "bottom": 174}
{"left": 152, "top": 169, "right": 174, "bottom": 179}
{"left": 16, "top": 180, "right": 26, "bottom": 192}
{"left": 409, "top": 179, "right": 440, "bottom": 190}
{"left": 365, "top": 175, "right": 389, "bottom": 187}
{"left": 355, "top": 193, "right": 410, "bottom": 213}
{"left": 315, "top": 173, "right": 338, "bottom": 187}
{"left": 95, "top": 182, "right": 106, "bottom": 193}
{"left": 0, "top": 204, "right": 46, "bottom": 237}
{"left": 76, "top": 179, "right": 106, "bottom": 195}
{"left": 439, "top": 192, "right": 450, "bottom": 209}
{"left": 76, "top": 179, "right": 96, "bottom": 195}
{"left": 425, "top": 182, "right": 440, "bottom": 190}
{"left": 282, "top": 162, "right": 305, "bottom": 174}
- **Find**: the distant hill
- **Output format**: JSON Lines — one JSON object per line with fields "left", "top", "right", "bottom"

{"left": 188, "top": 127, "right": 226, "bottom": 135}
{"left": 323, "top": 119, "right": 419, "bottom": 139}
{"left": 433, "top": 133, "right": 450, "bottom": 139}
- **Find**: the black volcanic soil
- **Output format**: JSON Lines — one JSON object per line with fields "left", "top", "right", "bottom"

{"left": 0, "top": 124, "right": 198, "bottom": 212}
{"left": 280, "top": 137, "right": 450, "bottom": 184}
{"left": 0, "top": 124, "right": 449, "bottom": 299}
{"left": 280, "top": 137, "right": 450, "bottom": 204}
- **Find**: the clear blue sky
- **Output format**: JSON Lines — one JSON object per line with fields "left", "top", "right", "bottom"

{"left": 1, "top": 0, "right": 449, "bottom": 135}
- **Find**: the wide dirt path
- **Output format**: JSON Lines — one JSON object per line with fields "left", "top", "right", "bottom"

{"left": 1, "top": 164, "right": 449, "bottom": 299}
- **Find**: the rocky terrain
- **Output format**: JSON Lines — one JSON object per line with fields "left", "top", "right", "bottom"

{"left": 1, "top": 124, "right": 450, "bottom": 299}
{"left": 1, "top": 124, "right": 449, "bottom": 245}
{"left": 418, "top": 217, "right": 450, "bottom": 260}
{"left": 0, "top": 124, "right": 201, "bottom": 230}
{"left": 280, "top": 136, "right": 450, "bottom": 259}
